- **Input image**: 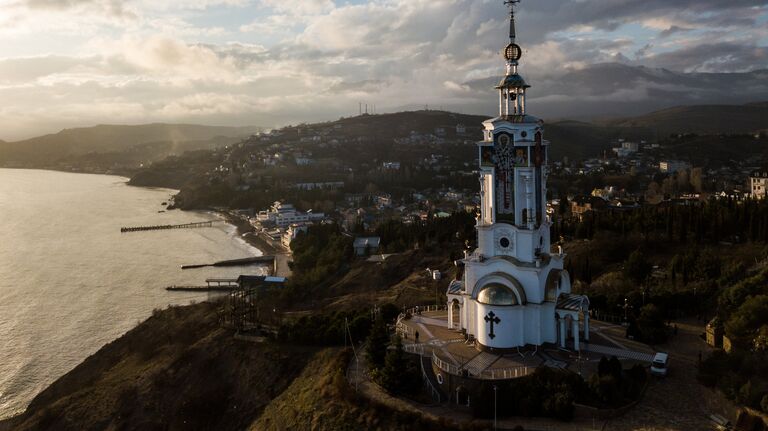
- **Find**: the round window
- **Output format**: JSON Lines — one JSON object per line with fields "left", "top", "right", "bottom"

{"left": 521, "top": 131, "right": 528, "bottom": 138}
{"left": 499, "top": 237, "right": 510, "bottom": 248}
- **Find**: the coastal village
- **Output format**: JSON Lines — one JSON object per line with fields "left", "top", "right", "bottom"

{"left": 233, "top": 129, "right": 768, "bottom": 257}
{"left": 174, "top": 3, "right": 768, "bottom": 430}
{"left": 3, "top": 1, "right": 768, "bottom": 431}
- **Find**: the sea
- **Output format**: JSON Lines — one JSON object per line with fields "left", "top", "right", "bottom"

{"left": 0, "top": 169, "right": 266, "bottom": 419}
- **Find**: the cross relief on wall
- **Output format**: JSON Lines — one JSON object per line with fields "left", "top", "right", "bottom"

{"left": 484, "top": 311, "right": 501, "bottom": 339}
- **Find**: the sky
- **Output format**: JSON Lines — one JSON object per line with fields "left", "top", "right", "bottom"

{"left": 0, "top": 0, "right": 766, "bottom": 140}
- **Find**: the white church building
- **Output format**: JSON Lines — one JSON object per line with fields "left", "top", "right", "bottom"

{"left": 447, "top": 0, "right": 590, "bottom": 353}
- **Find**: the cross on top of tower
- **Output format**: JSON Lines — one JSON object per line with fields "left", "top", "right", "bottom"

{"left": 504, "top": 0, "right": 520, "bottom": 43}
{"left": 503, "top": 0, "right": 522, "bottom": 63}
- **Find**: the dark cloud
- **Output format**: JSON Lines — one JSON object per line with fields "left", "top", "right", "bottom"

{"left": 463, "top": 62, "right": 768, "bottom": 119}
{"left": 640, "top": 41, "right": 768, "bottom": 72}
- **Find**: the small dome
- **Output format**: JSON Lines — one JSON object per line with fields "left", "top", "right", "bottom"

{"left": 477, "top": 283, "right": 519, "bottom": 306}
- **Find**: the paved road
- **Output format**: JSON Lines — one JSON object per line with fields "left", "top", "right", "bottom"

{"left": 603, "top": 319, "right": 735, "bottom": 431}
{"left": 585, "top": 343, "right": 655, "bottom": 363}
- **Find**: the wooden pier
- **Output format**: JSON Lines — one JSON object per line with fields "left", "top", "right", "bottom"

{"left": 120, "top": 221, "right": 214, "bottom": 233}
{"left": 166, "top": 278, "right": 239, "bottom": 292}
{"left": 181, "top": 256, "right": 277, "bottom": 273}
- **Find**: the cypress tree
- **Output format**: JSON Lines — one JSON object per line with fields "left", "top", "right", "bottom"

{"left": 366, "top": 316, "right": 389, "bottom": 371}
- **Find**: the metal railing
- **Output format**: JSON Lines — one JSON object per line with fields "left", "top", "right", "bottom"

{"left": 395, "top": 320, "right": 412, "bottom": 338}
{"left": 432, "top": 351, "right": 461, "bottom": 375}
{"left": 405, "top": 305, "right": 448, "bottom": 315}
{"left": 478, "top": 366, "right": 532, "bottom": 380}
{"left": 404, "top": 343, "right": 425, "bottom": 355}
{"left": 431, "top": 351, "right": 532, "bottom": 380}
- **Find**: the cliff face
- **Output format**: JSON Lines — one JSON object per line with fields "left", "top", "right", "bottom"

{"left": 1, "top": 303, "right": 314, "bottom": 431}
{"left": 1, "top": 288, "right": 472, "bottom": 430}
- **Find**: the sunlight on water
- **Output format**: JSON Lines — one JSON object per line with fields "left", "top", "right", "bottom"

{"left": 0, "top": 169, "right": 264, "bottom": 419}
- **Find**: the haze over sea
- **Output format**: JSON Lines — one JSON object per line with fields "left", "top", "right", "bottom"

{"left": 0, "top": 169, "right": 265, "bottom": 419}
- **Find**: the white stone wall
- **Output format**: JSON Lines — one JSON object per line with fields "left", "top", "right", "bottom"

{"left": 475, "top": 303, "right": 525, "bottom": 348}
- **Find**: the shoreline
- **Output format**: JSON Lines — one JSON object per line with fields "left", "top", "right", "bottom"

{"left": 0, "top": 171, "right": 288, "bottom": 426}
{"left": 0, "top": 165, "right": 135, "bottom": 180}
{"left": 216, "top": 210, "right": 293, "bottom": 278}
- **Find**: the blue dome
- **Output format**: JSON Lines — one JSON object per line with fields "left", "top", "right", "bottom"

{"left": 496, "top": 74, "right": 530, "bottom": 89}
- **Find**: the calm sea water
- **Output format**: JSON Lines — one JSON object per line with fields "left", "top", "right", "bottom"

{"left": 0, "top": 169, "right": 264, "bottom": 419}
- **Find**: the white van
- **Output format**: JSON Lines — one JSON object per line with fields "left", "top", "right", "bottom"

{"left": 650, "top": 352, "right": 669, "bottom": 377}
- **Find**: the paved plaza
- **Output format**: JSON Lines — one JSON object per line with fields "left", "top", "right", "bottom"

{"left": 398, "top": 309, "right": 656, "bottom": 380}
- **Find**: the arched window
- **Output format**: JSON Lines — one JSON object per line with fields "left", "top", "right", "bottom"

{"left": 478, "top": 283, "right": 519, "bottom": 306}
{"left": 545, "top": 269, "right": 562, "bottom": 302}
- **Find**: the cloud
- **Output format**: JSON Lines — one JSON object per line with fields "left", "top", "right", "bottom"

{"left": 0, "top": 0, "right": 766, "bottom": 140}
{"left": 23, "top": 0, "right": 135, "bottom": 18}
{"left": 259, "top": 0, "right": 334, "bottom": 16}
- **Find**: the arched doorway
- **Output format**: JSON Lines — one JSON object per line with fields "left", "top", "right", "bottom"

{"left": 451, "top": 299, "right": 461, "bottom": 330}
{"left": 456, "top": 386, "right": 470, "bottom": 406}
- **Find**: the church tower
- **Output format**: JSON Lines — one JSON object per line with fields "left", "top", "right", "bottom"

{"left": 447, "top": 0, "right": 589, "bottom": 353}
{"left": 477, "top": 0, "right": 548, "bottom": 264}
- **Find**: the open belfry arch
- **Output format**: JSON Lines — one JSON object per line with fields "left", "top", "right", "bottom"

{"left": 446, "top": 0, "right": 589, "bottom": 352}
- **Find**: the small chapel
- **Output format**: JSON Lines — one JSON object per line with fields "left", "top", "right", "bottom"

{"left": 447, "top": 0, "right": 590, "bottom": 353}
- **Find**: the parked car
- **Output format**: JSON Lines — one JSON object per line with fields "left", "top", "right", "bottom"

{"left": 650, "top": 352, "right": 669, "bottom": 377}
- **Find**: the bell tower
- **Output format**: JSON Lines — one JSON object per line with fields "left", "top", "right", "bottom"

{"left": 476, "top": 0, "right": 549, "bottom": 264}
{"left": 447, "top": 0, "right": 586, "bottom": 354}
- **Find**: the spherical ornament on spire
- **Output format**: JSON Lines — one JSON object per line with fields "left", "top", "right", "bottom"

{"left": 504, "top": 43, "right": 522, "bottom": 61}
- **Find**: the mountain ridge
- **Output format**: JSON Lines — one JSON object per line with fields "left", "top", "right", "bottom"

{"left": 0, "top": 123, "right": 263, "bottom": 165}
{"left": 605, "top": 103, "right": 768, "bottom": 134}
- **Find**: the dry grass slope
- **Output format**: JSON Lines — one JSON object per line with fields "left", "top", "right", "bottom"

{"left": 2, "top": 303, "right": 314, "bottom": 431}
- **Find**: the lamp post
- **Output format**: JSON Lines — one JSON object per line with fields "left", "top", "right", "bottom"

{"left": 493, "top": 384, "right": 498, "bottom": 431}
{"left": 623, "top": 297, "right": 629, "bottom": 322}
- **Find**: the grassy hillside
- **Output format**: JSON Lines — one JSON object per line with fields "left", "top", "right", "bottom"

{"left": 251, "top": 349, "right": 463, "bottom": 431}
{"left": 606, "top": 102, "right": 768, "bottom": 135}
{"left": 0, "top": 303, "right": 314, "bottom": 431}
{"left": 546, "top": 120, "right": 650, "bottom": 160}
{"left": 308, "top": 110, "right": 649, "bottom": 161}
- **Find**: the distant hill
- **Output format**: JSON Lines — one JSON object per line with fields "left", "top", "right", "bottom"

{"left": 0, "top": 123, "right": 262, "bottom": 165}
{"left": 605, "top": 102, "right": 768, "bottom": 135}
{"left": 325, "top": 110, "right": 647, "bottom": 161}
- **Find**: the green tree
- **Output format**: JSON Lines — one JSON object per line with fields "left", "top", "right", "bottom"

{"left": 636, "top": 304, "right": 668, "bottom": 344}
{"left": 625, "top": 249, "right": 652, "bottom": 283}
{"left": 378, "top": 335, "right": 408, "bottom": 393}
{"left": 366, "top": 316, "right": 389, "bottom": 371}
{"left": 726, "top": 295, "right": 768, "bottom": 345}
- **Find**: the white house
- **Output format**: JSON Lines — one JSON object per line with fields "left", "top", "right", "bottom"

{"left": 257, "top": 202, "right": 325, "bottom": 228}
{"left": 660, "top": 160, "right": 690, "bottom": 174}
{"left": 751, "top": 170, "right": 768, "bottom": 199}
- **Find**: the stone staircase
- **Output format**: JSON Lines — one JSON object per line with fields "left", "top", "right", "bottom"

{"left": 462, "top": 352, "right": 500, "bottom": 376}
